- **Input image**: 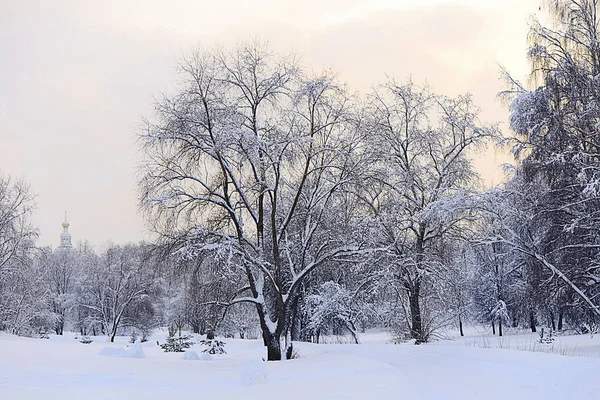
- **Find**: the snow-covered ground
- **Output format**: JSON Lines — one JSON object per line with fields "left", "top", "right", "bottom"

{"left": 439, "top": 325, "right": 600, "bottom": 358}
{"left": 1, "top": 329, "right": 599, "bottom": 399}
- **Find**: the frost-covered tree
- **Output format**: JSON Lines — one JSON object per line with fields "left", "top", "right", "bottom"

{"left": 79, "top": 244, "right": 156, "bottom": 342}
{"left": 440, "top": 245, "right": 474, "bottom": 336}
{"left": 163, "top": 285, "right": 187, "bottom": 337}
{"left": 0, "top": 249, "right": 53, "bottom": 336}
{"left": 140, "top": 42, "right": 367, "bottom": 360}
{"left": 43, "top": 247, "right": 77, "bottom": 335}
{"left": 496, "top": 0, "right": 600, "bottom": 326}
{"left": 0, "top": 174, "right": 45, "bottom": 335}
{"left": 306, "top": 281, "right": 373, "bottom": 344}
{"left": 360, "top": 81, "right": 497, "bottom": 342}
{"left": 0, "top": 174, "right": 36, "bottom": 274}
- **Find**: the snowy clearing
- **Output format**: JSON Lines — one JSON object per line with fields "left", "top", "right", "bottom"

{"left": 1, "top": 331, "right": 599, "bottom": 399}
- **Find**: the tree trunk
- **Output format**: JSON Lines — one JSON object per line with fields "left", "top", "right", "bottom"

{"left": 346, "top": 321, "right": 361, "bottom": 344}
{"left": 284, "top": 330, "right": 293, "bottom": 359}
{"left": 55, "top": 315, "right": 64, "bottom": 335}
{"left": 529, "top": 311, "right": 537, "bottom": 333}
{"left": 459, "top": 316, "right": 464, "bottom": 337}
{"left": 558, "top": 309, "right": 564, "bottom": 331}
{"left": 255, "top": 302, "right": 282, "bottom": 361}
{"left": 499, "top": 320, "right": 503, "bottom": 337}
{"left": 265, "top": 332, "right": 281, "bottom": 361}
{"left": 408, "top": 283, "right": 423, "bottom": 343}
{"left": 549, "top": 310, "right": 556, "bottom": 331}
{"left": 191, "top": 319, "right": 200, "bottom": 334}
{"left": 492, "top": 321, "right": 496, "bottom": 335}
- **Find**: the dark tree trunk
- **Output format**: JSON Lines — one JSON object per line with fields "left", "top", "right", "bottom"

{"left": 55, "top": 315, "right": 64, "bottom": 335}
{"left": 191, "top": 319, "right": 200, "bottom": 334}
{"left": 459, "top": 316, "right": 464, "bottom": 337}
{"left": 549, "top": 310, "right": 556, "bottom": 331}
{"left": 265, "top": 332, "right": 281, "bottom": 361}
{"left": 346, "top": 321, "right": 360, "bottom": 344}
{"left": 408, "top": 283, "right": 423, "bottom": 343}
{"left": 558, "top": 309, "right": 564, "bottom": 331}
{"left": 285, "top": 342, "right": 294, "bottom": 360}
{"left": 492, "top": 321, "right": 496, "bottom": 335}
{"left": 254, "top": 300, "right": 282, "bottom": 361}
{"left": 529, "top": 311, "right": 537, "bottom": 333}
{"left": 499, "top": 320, "right": 503, "bottom": 337}
{"left": 289, "top": 295, "right": 300, "bottom": 341}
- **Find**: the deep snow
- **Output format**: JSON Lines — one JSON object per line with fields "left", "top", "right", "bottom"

{"left": 0, "top": 330, "right": 598, "bottom": 399}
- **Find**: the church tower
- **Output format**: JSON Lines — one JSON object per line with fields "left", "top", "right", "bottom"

{"left": 59, "top": 211, "right": 72, "bottom": 249}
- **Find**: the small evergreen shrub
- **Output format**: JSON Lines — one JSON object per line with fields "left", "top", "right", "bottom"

{"left": 160, "top": 335, "right": 194, "bottom": 352}
{"left": 199, "top": 338, "right": 226, "bottom": 354}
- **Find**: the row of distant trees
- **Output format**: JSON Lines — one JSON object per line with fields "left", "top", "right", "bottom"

{"left": 0, "top": 215, "right": 260, "bottom": 342}
{"left": 1, "top": 0, "right": 599, "bottom": 361}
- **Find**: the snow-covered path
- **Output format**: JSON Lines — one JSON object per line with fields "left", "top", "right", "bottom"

{"left": 0, "top": 332, "right": 598, "bottom": 399}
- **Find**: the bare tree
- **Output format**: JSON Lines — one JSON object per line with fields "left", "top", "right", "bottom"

{"left": 0, "top": 173, "right": 36, "bottom": 273}
{"left": 494, "top": 0, "right": 600, "bottom": 326}
{"left": 79, "top": 244, "right": 156, "bottom": 342}
{"left": 0, "top": 173, "right": 43, "bottom": 335}
{"left": 140, "top": 43, "right": 367, "bottom": 360}
{"left": 43, "top": 247, "right": 77, "bottom": 335}
{"left": 360, "top": 81, "right": 497, "bottom": 342}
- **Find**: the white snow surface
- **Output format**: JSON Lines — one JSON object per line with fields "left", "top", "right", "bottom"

{"left": 98, "top": 343, "right": 145, "bottom": 359}
{"left": 182, "top": 349, "right": 200, "bottom": 360}
{"left": 0, "top": 330, "right": 599, "bottom": 399}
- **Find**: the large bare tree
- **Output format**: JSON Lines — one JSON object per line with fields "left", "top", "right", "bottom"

{"left": 140, "top": 43, "right": 366, "bottom": 360}
{"left": 360, "top": 81, "right": 497, "bottom": 342}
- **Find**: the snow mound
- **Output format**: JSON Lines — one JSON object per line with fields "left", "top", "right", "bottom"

{"left": 183, "top": 350, "right": 200, "bottom": 360}
{"left": 240, "top": 359, "right": 268, "bottom": 386}
{"left": 98, "top": 343, "right": 145, "bottom": 359}
{"left": 199, "top": 352, "right": 212, "bottom": 361}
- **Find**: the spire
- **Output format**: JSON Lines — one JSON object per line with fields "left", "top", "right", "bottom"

{"left": 62, "top": 211, "right": 70, "bottom": 229}
{"left": 59, "top": 211, "right": 72, "bottom": 249}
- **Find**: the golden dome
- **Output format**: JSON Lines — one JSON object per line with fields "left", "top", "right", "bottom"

{"left": 62, "top": 211, "right": 70, "bottom": 228}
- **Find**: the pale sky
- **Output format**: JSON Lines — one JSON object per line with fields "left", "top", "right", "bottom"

{"left": 0, "top": 0, "right": 541, "bottom": 247}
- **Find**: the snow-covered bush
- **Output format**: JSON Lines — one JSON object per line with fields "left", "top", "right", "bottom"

{"left": 79, "top": 336, "right": 93, "bottom": 344}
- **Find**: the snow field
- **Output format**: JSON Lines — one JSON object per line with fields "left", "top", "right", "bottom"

{"left": 0, "top": 331, "right": 598, "bottom": 399}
